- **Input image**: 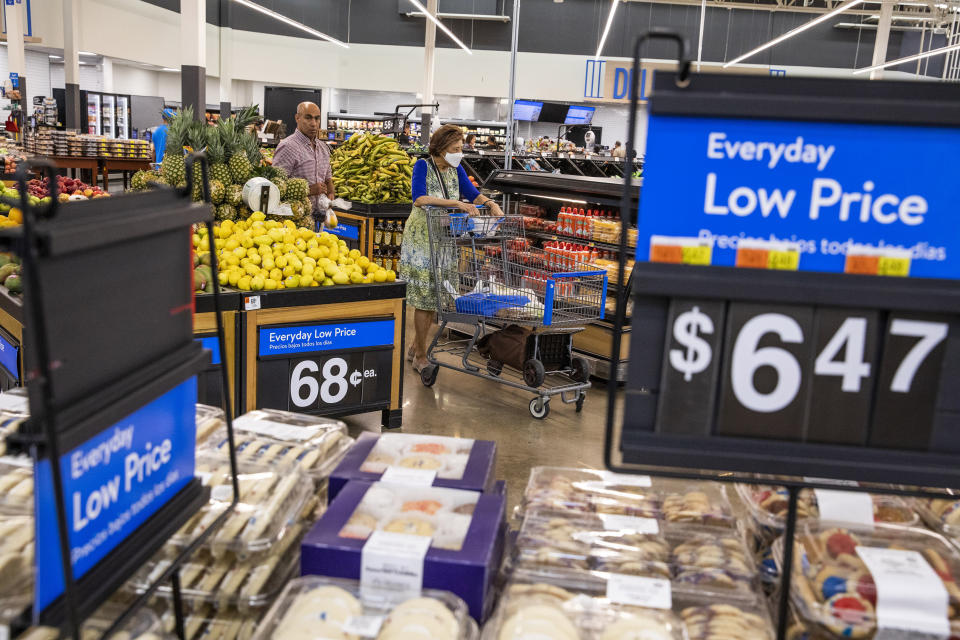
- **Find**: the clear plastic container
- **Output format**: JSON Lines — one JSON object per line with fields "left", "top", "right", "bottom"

{"left": 171, "top": 457, "right": 312, "bottom": 560}
{"left": 359, "top": 434, "right": 475, "bottom": 481}
{"left": 129, "top": 522, "right": 303, "bottom": 613}
{"left": 16, "top": 604, "right": 170, "bottom": 640}
{"left": 0, "top": 455, "right": 33, "bottom": 514}
{"left": 154, "top": 603, "right": 258, "bottom": 640}
{"left": 195, "top": 403, "right": 226, "bottom": 446}
{"left": 202, "top": 409, "right": 353, "bottom": 482}
{"left": 252, "top": 576, "right": 472, "bottom": 640}
{"left": 735, "top": 484, "right": 920, "bottom": 536}
{"left": 521, "top": 467, "right": 736, "bottom": 529}
{"left": 339, "top": 483, "right": 479, "bottom": 552}
{"left": 774, "top": 521, "right": 960, "bottom": 639}
{"left": 512, "top": 511, "right": 760, "bottom": 605}
{"left": 0, "top": 513, "right": 34, "bottom": 611}
{"left": 679, "top": 603, "right": 774, "bottom": 640}
{"left": 913, "top": 492, "right": 960, "bottom": 539}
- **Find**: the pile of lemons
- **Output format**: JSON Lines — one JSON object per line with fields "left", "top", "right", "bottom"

{"left": 194, "top": 211, "right": 397, "bottom": 291}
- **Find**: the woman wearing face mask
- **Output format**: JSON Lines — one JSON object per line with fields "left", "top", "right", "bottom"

{"left": 400, "top": 124, "right": 504, "bottom": 374}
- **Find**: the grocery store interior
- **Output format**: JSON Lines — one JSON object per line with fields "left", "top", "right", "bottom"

{"left": 2, "top": 0, "right": 959, "bottom": 639}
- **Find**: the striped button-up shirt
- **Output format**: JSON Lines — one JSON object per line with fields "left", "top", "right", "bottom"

{"left": 272, "top": 128, "right": 333, "bottom": 213}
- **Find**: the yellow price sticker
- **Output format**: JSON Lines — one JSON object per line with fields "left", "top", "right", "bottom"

{"left": 767, "top": 250, "right": 800, "bottom": 271}
{"left": 681, "top": 245, "right": 712, "bottom": 266}
{"left": 877, "top": 256, "right": 910, "bottom": 277}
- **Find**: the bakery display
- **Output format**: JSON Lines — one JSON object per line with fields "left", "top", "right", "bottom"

{"left": 254, "top": 576, "right": 471, "bottom": 640}
{"left": 0, "top": 455, "right": 33, "bottom": 514}
{"left": 778, "top": 522, "right": 960, "bottom": 638}
{"left": 156, "top": 604, "right": 259, "bottom": 640}
{"left": 337, "top": 482, "right": 479, "bottom": 551}
{"left": 512, "top": 512, "right": 759, "bottom": 602}
{"left": 521, "top": 468, "right": 736, "bottom": 528}
{"left": 0, "top": 513, "right": 33, "bottom": 615}
{"left": 680, "top": 604, "right": 773, "bottom": 640}
{"left": 195, "top": 403, "right": 226, "bottom": 445}
{"left": 171, "top": 457, "right": 312, "bottom": 559}
{"left": 915, "top": 493, "right": 960, "bottom": 540}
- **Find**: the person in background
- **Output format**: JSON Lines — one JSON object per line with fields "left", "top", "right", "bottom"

{"left": 272, "top": 102, "right": 334, "bottom": 216}
{"left": 400, "top": 124, "right": 504, "bottom": 373}
{"left": 612, "top": 141, "right": 626, "bottom": 158}
{"left": 463, "top": 133, "right": 476, "bottom": 150}
{"left": 485, "top": 135, "right": 500, "bottom": 150}
{"left": 153, "top": 108, "right": 175, "bottom": 164}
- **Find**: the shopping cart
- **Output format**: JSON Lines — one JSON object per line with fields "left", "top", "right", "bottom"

{"left": 419, "top": 206, "right": 608, "bottom": 419}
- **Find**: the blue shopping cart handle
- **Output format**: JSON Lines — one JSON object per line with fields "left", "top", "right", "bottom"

{"left": 550, "top": 270, "right": 608, "bottom": 278}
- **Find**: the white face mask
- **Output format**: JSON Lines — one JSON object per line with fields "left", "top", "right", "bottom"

{"left": 444, "top": 151, "right": 464, "bottom": 168}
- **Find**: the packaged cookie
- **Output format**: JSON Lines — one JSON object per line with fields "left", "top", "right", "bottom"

{"left": 129, "top": 522, "right": 303, "bottom": 613}
{"left": 679, "top": 603, "right": 774, "bottom": 640}
{"left": 18, "top": 604, "right": 169, "bottom": 640}
{"left": 0, "top": 513, "right": 33, "bottom": 621}
{"left": 195, "top": 403, "right": 226, "bottom": 446}
{"left": 485, "top": 579, "right": 684, "bottom": 640}
{"left": 521, "top": 468, "right": 736, "bottom": 529}
{"left": 155, "top": 603, "right": 258, "bottom": 640}
{"left": 170, "top": 457, "right": 312, "bottom": 560}
{"left": 775, "top": 522, "right": 960, "bottom": 639}
{"left": 512, "top": 512, "right": 759, "bottom": 604}
{"left": 253, "top": 576, "right": 472, "bottom": 640}
{"left": 735, "top": 484, "right": 919, "bottom": 541}
{"left": 914, "top": 492, "right": 960, "bottom": 540}
{"left": 337, "top": 482, "right": 479, "bottom": 551}
{"left": 201, "top": 409, "right": 353, "bottom": 482}
{"left": 0, "top": 455, "right": 33, "bottom": 514}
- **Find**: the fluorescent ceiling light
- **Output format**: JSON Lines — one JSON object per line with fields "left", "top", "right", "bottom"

{"left": 406, "top": 0, "right": 472, "bottom": 54}
{"left": 404, "top": 11, "right": 509, "bottom": 22}
{"left": 596, "top": 0, "right": 620, "bottom": 58}
{"left": 49, "top": 54, "right": 62, "bottom": 59}
{"left": 231, "top": 0, "right": 348, "bottom": 48}
{"left": 723, "top": 0, "right": 865, "bottom": 67}
{"left": 78, "top": 51, "right": 96, "bottom": 56}
{"left": 161, "top": 67, "right": 179, "bottom": 72}
{"left": 853, "top": 40, "right": 960, "bottom": 73}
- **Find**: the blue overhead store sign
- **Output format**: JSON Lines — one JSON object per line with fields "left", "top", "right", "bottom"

{"left": 33, "top": 378, "right": 197, "bottom": 614}
{"left": 259, "top": 319, "right": 395, "bottom": 357}
{"left": 636, "top": 114, "right": 960, "bottom": 279}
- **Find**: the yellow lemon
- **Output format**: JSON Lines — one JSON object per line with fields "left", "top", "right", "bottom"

{"left": 214, "top": 238, "right": 225, "bottom": 250}
{"left": 262, "top": 257, "right": 275, "bottom": 271}
{"left": 240, "top": 257, "right": 250, "bottom": 267}
{"left": 385, "top": 270, "right": 397, "bottom": 282}
{"left": 324, "top": 263, "right": 339, "bottom": 277}
{"left": 270, "top": 268, "right": 283, "bottom": 281}
{"left": 225, "top": 238, "right": 240, "bottom": 251}
{"left": 349, "top": 271, "right": 364, "bottom": 284}
{"left": 244, "top": 263, "right": 260, "bottom": 277}
{"left": 218, "top": 272, "right": 229, "bottom": 286}
{"left": 367, "top": 263, "right": 379, "bottom": 275}
{"left": 349, "top": 249, "right": 361, "bottom": 260}
{"left": 192, "top": 233, "right": 201, "bottom": 248}
{"left": 299, "top": 273, "right": 314, "bottom": 287}
{"left": 284, "top": 220, "right": 297, "bottom": 230}
{"left": 318, "top": 257, "right": 332, "bottom": 268}
{"left": 284, "top": 275, "right": 300, "bottom": 288}
{"left": 225, "top": 254, "right": 240, "bottom": 267}
{"left": 228, "top": 270, "right": 242, "bottom": 286}
{"left": 237, "top": 275, "right": 252, "bottom": 291}
{"left": 307, "top": 238, "right": 319, "bottom": 249}
{"left": 319, "top": 246, "right": 331, "bottom": 258}
{"left": 265, "top": 220, "right": 280, "bottom": 229}
{"left": 268, "top": 228, "right": 284, "bottom": 242}
{"left": 374, "top": 270, "right": 387, "bottom": 283}
{"left": 357, "top": 256, "right": 370, "bottom": 269}
{"left": 250, "top": 211, "right": 266, "bottom": 221}
{"left": 319, "top": 232, "right": 331, "bottom": 242}
{"left": 240, "top": 236, "right": 253, "bottom": 249}
{"left": 251, "top": 275, "right": 265, "bottom": 291}
{"left": 275, "top": 255, "right": 288, "bottom": 268}
{"left": 332, "top": 272, "right": 349, "bottom": 285}
{"left": 302, "top": 263, "right": 315, "bottom": 277}
{"left": 295, "top": 239, "right": 307, "bottom": 251}
{"left": 264, "top": 278, "right": 278, "bottom": 290}
{"left": 282, "top": 265, "right": 296, "bottom": 278}
{"left": 307, "top": 247, "right": 323, "bottom": 260}
{"left": 322, "top": 277, "right": 334, "bottom": 287}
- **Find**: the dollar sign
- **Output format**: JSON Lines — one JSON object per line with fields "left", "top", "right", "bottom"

{"left": 670, "top": 306, "right": 714, "bottom": 381}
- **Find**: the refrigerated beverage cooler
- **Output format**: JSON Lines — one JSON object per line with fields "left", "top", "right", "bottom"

{"left": 83, "top": 92, "right": 132, "bottom": 138}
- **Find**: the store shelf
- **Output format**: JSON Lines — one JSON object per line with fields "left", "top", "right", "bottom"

{"left": 335, "top": 202, "right": 411, "bottom": 216}
{"left": 524, "top": 229, "right": 635, "bottom": 254}
{"left": 241, "top": 281, "right": 407, "bottom": 309}
{"left": 489, "top": 170, "right": 641, "bottom": 207}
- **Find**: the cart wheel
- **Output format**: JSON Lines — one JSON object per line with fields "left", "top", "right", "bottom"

{"left": 420, "top": 364, "right": 439, "bottom": 387}
{"left": 523, "top": 359, "right": 546, "bottom": 388}
{"left": 487, "top": 360, "right": 503, "bottom": 377}
{"left": 575, "top": 392, "right": 586, "bottom": 413}
{"left": 529, "top": 397, "right": 550, "bottom": 420}
{"left": 571, "top": 356, "right": 591, "bottom": 383}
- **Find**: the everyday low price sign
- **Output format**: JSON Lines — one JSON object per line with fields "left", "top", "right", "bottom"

{"left": 259, "top": 320, "right": 394, "bottom": 357}
{"left": 637, "top": 115, "right": 960, "bottom": 278}
{"left": 33, "top": 379, "right": 197, "bottom": 615}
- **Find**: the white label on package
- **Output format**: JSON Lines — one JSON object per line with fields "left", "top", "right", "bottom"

{"left": 233, "top": 415, "right": 323, "bottom": 442}
{"left": 804, "top": 476, "right": 860, "bottom": 487}
{"left": 598, "top": 514, "right": 659, "bottom": 535}
{"left": 606, "top": 574, "right": 672, "bottom": 610}
{"left": 381, "top": 466, "right": 438, "bottom": 487}
{"left": 211, "top": 484, "right": 234, "bottom": 501}
{"left": 0, "top": 393, "right": 26, "bottom": 413}
{"left": 598, "top": 471, "right": 652, "bottom": 487}
{"left": 361, "top": 530, "right": 432, "bottom": 603}
{"left": 0, "top": 623, "right": 9, "bottom": 640}
{"left": 342, "top": 615, "right": 385, "bottom": 638}
{"left": 856, "top": 546, "right": 950, "bottom": 639}
{"left": 814, "top": 489, "right": 875, "bottom": 528}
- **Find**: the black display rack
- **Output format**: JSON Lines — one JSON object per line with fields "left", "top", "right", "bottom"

{"left": 2, "top": 156, "right": 241, "bottom": 640}
{"left": 604, "top": 31, "right": 960, "bottom": 640}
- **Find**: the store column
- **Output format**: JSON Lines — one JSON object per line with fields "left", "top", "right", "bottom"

{"left": 181, "top": 0, "right": 207, "bottom": 120}
{"left": 870, "top": 0, "right": 895, "bottom": 80}
{"left": 62, "top": 0, "right": 82, "bottom": 131}
{"left": 420, "top": 0, "right": 437, "bottom": 144}
{"left": 6, "top": 0, "right": 26, "bottom": 114}
{"left": 218, "top": 0, "right": 232, "bottom": 120}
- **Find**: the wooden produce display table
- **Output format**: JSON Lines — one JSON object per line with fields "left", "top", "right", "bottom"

{"left": 240, "top": 282, "right": 407, "bottom": 429}
{"left": 332, "top": 202, "right": 410, "bottom": 258}
{"left": 102, "top": 158, "right": 152, "bottom": 191}
{"left": 46, "top": 155, "right": 100, "bottom": 187}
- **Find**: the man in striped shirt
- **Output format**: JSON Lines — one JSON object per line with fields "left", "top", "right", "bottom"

{"left": 272, "top": 102, "right": 334, "bottom": 213}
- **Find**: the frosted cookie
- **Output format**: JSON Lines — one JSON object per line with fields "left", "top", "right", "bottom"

{"left": 498, "top": 605, "right": 578, "bottom": 640}
{"left": 384, "top": 517, "right": 435, "bottom": 537}
{"left": 822, "top": 593, "right": 873, "bottom": 638}
{"left": 281, "top": 585, "right": 362, "bottom": 627}
{"left": 380, "top": 597, "right": 459, "bottom": 640}
{"left": 410, "top": 442, "right": 450, "bottom": 455}
{"left": 361, "top": 452, "right": 396, "bottom": 474}
{"left": 600, "top": 615, "right": 674, "bottom": 640}
{"left": 340, "top": 513, "right": 378, "bottom": 539}
{"left": 402, "top": 500, "right": 444, "bottom": 515}
{"left": 397, "top": 455, "right": 444, "bottom": 471}
{"left": 505, "top": 582, "right": 574, "bottom": 606}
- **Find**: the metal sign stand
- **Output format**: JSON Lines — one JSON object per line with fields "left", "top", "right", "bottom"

{"left": 4, "top": 157, "right": 241, "bottom": 640}
{"left": 605, "top": 32, "right": 960, "bottom": 640}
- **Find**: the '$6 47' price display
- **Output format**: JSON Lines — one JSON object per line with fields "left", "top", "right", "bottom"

{"left": 670, "top": 307, "right": 947, "bottom": 414}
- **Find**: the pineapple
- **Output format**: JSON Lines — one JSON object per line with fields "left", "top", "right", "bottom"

{"left": 160, "top": 107, "right": 191, "bottom": 186}
{"left": 289, "top": 201, "right": 304, "bottom": 218}
{"left": 227, "top": 184, "right": 243, "bottom": 207}
{"left": 273, "top": 166, "right": 288, "bottom": 181}
{"left": 210, "top": 180, "right": 225, "bottom": 204}
{"left": 228, "top": 150, "right": 253, "bottom": 184}
{"left": 206, "top": 135, "right": 233, "bottom": 186}
{"left": 130, "top": 170, "right": 148, "bottom": 191}
{"left": 274, "top": 177, "right": 287, "bottom": 199}
{"left": 286, "top": 178, "right": 308, "bottom": 201}
{"left": 144, "top": 173, "right": 167, "bottom": 188}
{"left": 299, "top": 198, "right": 313, "bottom": 215}
{"left": 216, "top": 204, "right": 237, "bottom": 221}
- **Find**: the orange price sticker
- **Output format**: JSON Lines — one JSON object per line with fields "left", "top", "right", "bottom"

{"left": 845, "top": 254, "right": 880, "bottom": 275}
{"left": 650, "top": 244, "right": 684, "bottom": 264}
{"left": 736, "top": 248, "right": 769, "bottom": 269}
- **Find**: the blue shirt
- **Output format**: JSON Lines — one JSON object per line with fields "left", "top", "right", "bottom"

{"left": 411, "top": 158, "right": 481, "bottom": 203}
{"left": 153, "top": 124, "right": 168, "bottom": 163}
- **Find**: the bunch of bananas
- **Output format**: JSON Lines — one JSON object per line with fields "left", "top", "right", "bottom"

{"left": 332, "top": 134, "right": 413, "bottom": 204}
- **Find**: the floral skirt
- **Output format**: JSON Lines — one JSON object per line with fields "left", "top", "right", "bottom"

{"left": 399, "top": 207, "right": 437, "bottom": 311}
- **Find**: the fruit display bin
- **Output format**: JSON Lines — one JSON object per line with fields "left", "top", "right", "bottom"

{"left": 331, "top": 203, "right": 410, "bottom": 259}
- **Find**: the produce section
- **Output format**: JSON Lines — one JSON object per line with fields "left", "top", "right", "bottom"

{"left": 331, "top": 134, "right": 413, "bottom": 204}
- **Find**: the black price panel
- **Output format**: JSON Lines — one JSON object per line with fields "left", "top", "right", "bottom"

{"left": 257, "top": 318, "right": 394, "bottom": 416}
{"left": 618, "top": 263, "right": 960, "bottom": 487}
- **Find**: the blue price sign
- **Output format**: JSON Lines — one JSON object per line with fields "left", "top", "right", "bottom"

{"left": 196, "top": 336, "right": 220, "bottom": 365}
{"left": 259, "top": 319, "right": 394, "bottom": 357}
{"left": 33, "top": 378, "right": 197, "bottom": 613}
{"left": 637, "top": 115, "right": 960, "bottom": 279}
{"left": 328, "top": 222, "right": 359, "bottom": 241}
{"left": 0, "top": 330, "right": 19, "bottom": 382}
{"left": 8, "top": 73, "right": 17, "bottom": 89}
